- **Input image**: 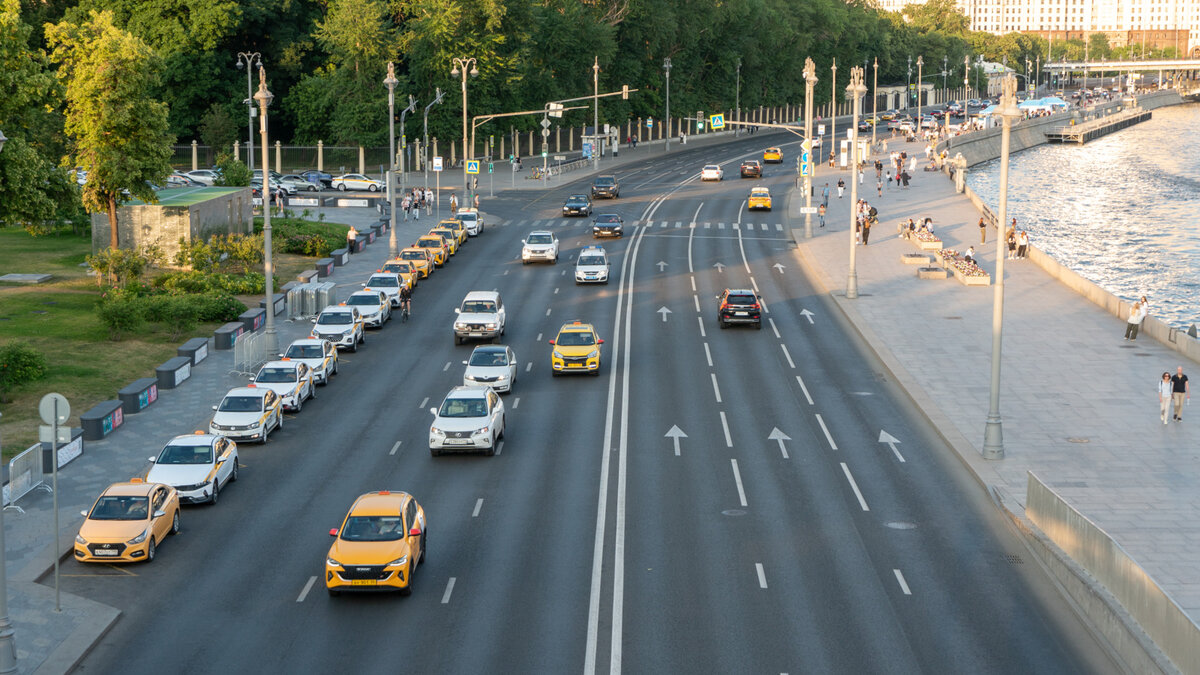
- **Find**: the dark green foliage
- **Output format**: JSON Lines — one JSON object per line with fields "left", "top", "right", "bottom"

{"left": 0, "top": 340, "right": 48, "bottom": 401}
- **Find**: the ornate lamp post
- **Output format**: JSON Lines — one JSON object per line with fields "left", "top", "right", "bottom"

{"left": 803, "top": 58, "right": 818, "bottom": 239}
{"left": 663, "top": 58, "right": 672, "bottom": 151}
{"left": 845, "top": 67, "right": 867, "bottom": 300}
{"left": 253, "top": 67, "right": 278, "bottom": 357}
{"left": 917, "top": 56, "right": 924, "bottom": 128}
{"left": 830, "top": 59, "right": 837, "bottom": 164}
{"left": 235, "top": 52, "right": 261, "bottom": 171}
{"left": 983, "top": 74, "right": 1022, "bottom": 460}
{"left": 450, "top": 57, "right": 478, "bottom": 201}
{"left": 872, "top": 57, "right": 879, "bottom": 148}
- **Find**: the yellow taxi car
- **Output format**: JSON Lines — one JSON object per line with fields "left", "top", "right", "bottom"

{"left": 381, "top": 259, "right": 419, "bottom": 290}
{"left": 326, "top": 490, "right": 426, "bottom": 597}
{"left": 438, "top": 218, "right": 468, "bottom": 246}
{"left": 747, "top": 187, "right": 772, "bottom": 211}
{"left": 399, "top": 247, "right": 434, "bottom": 278}
{"left": 74, "top": 479, "right": 180, "bottom": 563}
{"left": 549, "top": 321, "right": 604, "bottom": 376}
{"left": 414, "top": 234, "right": 449, "bottom": 267}
{"left": 428, "top": 227, "right": 459, "bottom": 255}
{"left": 763, "top": 147, "right": 783, "bottom": 163}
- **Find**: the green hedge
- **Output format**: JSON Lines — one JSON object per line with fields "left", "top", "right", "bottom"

{"left": 152, "top": 270, "right": 275, "bottom": 296}
{"left": 97, "top": 293, "right": 246, "bottom": 341}
{"left": 254, "top": 218, "right": 349, "bottom": 258}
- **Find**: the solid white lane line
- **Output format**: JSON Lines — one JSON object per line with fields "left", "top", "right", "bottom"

{"left": 756, "top": 563, "right": 768, "bottom": 589}
{"left": 496, "top": 440, "right": 505, "bottom": 455}
{"left": 697, "top": 316, "right": 706, "bottom": 337}
{"left": 815, "top": 414, "right": 838, "bottom": 450}
{"left": 894, "top": 569, "right": 912, "bottom": 595}
{"left": 687, "top": 203, "right": 703, "bottom": 274}
{"left": 296, "top": 576, "right": 317, "bottom": 602}
{"left": 736, "top": 203, "right": 752, "bottom": 275}
{"left": 690, "top": 276, "right": 696, "bottom": 292}
{"left": 795, "top": 375, "right": 814, "bottom": 405}
{"left": 472, "top": 498, "right": 484, "bottom": 518}
{"left": 768, "top": 318, "right": 781, "bottom": 338}
{"left": 513, "top": 397, "right": 520, "bottom": 409}
{"left": 841, "top": 463, "right": 870, "bottom": 511}
{"left": 731, "top": 459, "right": 748, "bottom": 507}
{"left": 526, "top": 361, "right": 532, "bottom": 372}
{"left": 711, "top": 373, "right": 723, "bottom": 403}
{"left": 546, "top": 308, "right": 552, "bottom": 316}
{"left": 780, "top": 344, "right": 796, "bottom": 369}
{"left": 750, "top": 276, "right": 760, "bottom": 293}
{"left": 703, "top": 343, "right": 713, "bottom": 367}
{"left": 441, "top": 577, "right": 456, "bottom": 604}
{"left": 693, "top": 295, "right": 700, "bottom": 312}
{"left": 720, "top": 411, "right": 733, "bottom": 448}
{"left": 443, "top": 361, "right": 451, "bottom": 371}
{"left": 389, "top": 441, "right": 402, "bottom": 456}
{"left": 536, "top": 333, "right": 543, "bottom": 342}
{"left": 418, "top": 397, "right": 429, "bottom": 409}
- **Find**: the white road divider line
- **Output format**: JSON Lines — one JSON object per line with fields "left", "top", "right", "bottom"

{"left": 443, "top": 361, "right": 451, "bottom": 371}
{"left": 296, "top": 576, "right": 317, "bottom": 603}
{"left": 526, "top": 362, "right": 533, "bottom": 372}
{"left": 513, "top": 397, "right": 520, "bottom": 409}
{"left": 841, "top": 463, "right": 870, "bottom": 511}
{"left": 815, "top": 414, "right": 838, "bottom": 450}
{"left": 690, "top": 276, "right": 697, "bottom": 291}
{"left": 703, "top": 342, "right": 713, "bottom": 367}
{"left": 750, "top": 276, "right": 760, "bottom": 294}
{"left": 697, "top": 316, "right": 706, "bottom": 338}
{"left": 711, "top": 373, "right": 723, "bottom": 403}
{"left": 496, "top": 440, "right": 505, "bottom": 456}
{"left": 731, "top": 459, "right": 748, "bottom": 507}
{"left": 693, "top": 294, "right": 701, "bottom": 312}
{"left": 472, "top": 498, "right": 484, "bottom": 518}
{"left": 389, "top": 441, "right": 402, "bottom": 456}
{"left": 555, "top": 287, "right": 560, "bottom": 294}
{"left": 768, "top": 318, "right": 781, "bottom": 338}
{"left": 795, "top": 375, "right": 814, "bottom": 405}
{"left": 894, "top": 569, "right": 912, "bottom": 595}
{"left": 720, "top": 411, "right": 733, "bottom": 447}
{"left": 546, "top": 308, "right": 552, "bottom": 316}
{"left": 418, "top": 397, "right": 429, "bottom": 409}
{"left": 756, "top": 563, "right": 768, "bottom": 589}
{"left": 536, "top": 333, "right": 542, "bottom": 342}
{"left": 779, "top": 344, "right": 796, "bottom": 369}
{"left": 441, "top": 577, "right": 457, "bottom": 604}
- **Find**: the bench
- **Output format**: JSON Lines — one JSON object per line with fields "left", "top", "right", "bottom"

{"left": 239, "top": 307, "right": 266, "bottom": 332}
{"left": 364, "top": 229, "right": 377, "bottom": 245}
{"left": 296, "top": 269, "right": 318, "bottom": 284}
{"left": 370, "top": 223, "right": 384, "bottom": 238}
{"left": 259, "top": 292, "right": 286, "bottom": 316}
{"left": 214, "top": 321, "right": 245, "bottom": 350}
{"left": 156, "top": 356, "right": 193, "bottom": 389}
{"left": 42, "top": 427, "right": 84, "bottom": 471}
{"left": 330, "top": 248, "right": 349, "bottom": 266}
{"left": 81, "top": 400, "right": 124, "bottom": 441}
{"left": 353, "top": 235, "right": 368, "bottom": 252}
{"left": 315, "top": 258, "right": 335, "bottom": 278}
{"left": 118, "top": 377, "right": 159, "bottom": 414}
{"left": 177, "top": 337, "right": 210, "bottom": 366}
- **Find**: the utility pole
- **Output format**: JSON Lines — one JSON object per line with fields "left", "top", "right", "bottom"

{"left": 235, "top": 52, "right": 262, "bottom": 171}
{"left": 845, "top": 67, "right": 867, "bottom": 300}
{"left": 917, "top": 56, "right": 924, "bottom": 128}
{"left": 830, "top": 59, "right": 837, "bottom": 166}
{"left": 803, "top": 59, "right": 818, "bottom": 239}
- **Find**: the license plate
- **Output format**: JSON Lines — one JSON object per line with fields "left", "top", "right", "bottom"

{"left": 444, "top": 439, "right": 472, "bottom": 445}
{"left": 95, "top": 549, "right": 119, "bottom": 556}
{"left": 736, "top": 312, "right": 748, "bottom": 316}
{"left": 350, "top": 580, "right": 377, "bottom": 586}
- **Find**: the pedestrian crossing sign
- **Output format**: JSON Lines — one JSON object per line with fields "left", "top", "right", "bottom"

{"left": 709, "top": 114, "right": 725, "bottom": 129}
{"left": 466, "top": 160, "right": 480, "bottom": 174}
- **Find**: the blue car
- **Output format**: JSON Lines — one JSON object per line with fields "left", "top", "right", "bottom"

{"left": 299, "top": 170, "right": 332, "bottom": 188}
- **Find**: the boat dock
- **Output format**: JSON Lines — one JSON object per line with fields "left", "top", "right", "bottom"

{"left": 1045, "top": 108, "right": 1152, "bottom": 144}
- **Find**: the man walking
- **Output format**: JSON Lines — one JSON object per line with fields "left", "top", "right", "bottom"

{"left": 837, "top": 178, "right": 845, "bottom": 199}
{"left": 822, "top": 183, "right": 830, "bottom": 207}
{"left": 1171, "top": 366, "right": 1190, "bottom": 421}
{"left": 818, "top": 203, "right": 826, "bottom": 228}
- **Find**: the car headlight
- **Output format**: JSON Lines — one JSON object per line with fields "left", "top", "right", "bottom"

{"left": 75, "top": 534, "right": 87, "bottom": 545}
{"left": 455, "top": 322, "right": 468, "bottom": 330}
{"left": 387, "top": 556, "right": 409, "bottom": 567}
{"left": 327, "top": 557, "right": 341, "bottom": 567}
{"left": 342, "top": 330, "right": 352, "bottom": 337}
{"left": 127, "top": 528, "right": 150, "bottom": 545}
{"left": 495, "top": 374, "right": 508, "bottom": 380}
{"left": 471, "top": 427, "right": 490, "bottom": 436}
{"left": 587, "top": 350, "right": 599, "bottom": 359}
{"left": 484, "top": 323, "right": 497, "bottom": 330}
{"left": 430, "top": 427, "right": 445, "bottom": 437}
{"left": 177, "top": 483, "right": 207, "bottom": 492}
{"left": 552, "top": 351, "right": 564, "bottom": 360}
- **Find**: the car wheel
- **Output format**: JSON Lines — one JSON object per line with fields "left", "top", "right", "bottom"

{"left": 719, "top": 319, "right": 728, "bottom": 329}
{"left": 369, "top": 184, "right": 379, "bottom": 192}
{"left": 485, "top": 436, "right": 496, "bottom": 457}
{"left": 210, "top": 479, "right": 219, "bottom": 504}
{"left": 419, "top": 529, "right": 427, "bottom": 564}
{"left": 350, "top": 339, "right": 358, "bottom": 353}
{"left": 277, "top": 411, "right": 284, "bottom": 432}
{"left": 332, "top": 360, "right": 339, "bottom": 376}
{"left": 400, "top": 561, "right": 414, "bottom": 596}
{"left": 755, "top": 321, "right": 763, "bottom": 330}
{"left": 454, "top": 335, "right": 463, "bottom": 345}
{"left": 147, "top": 538, "right": 156, "bottom": 562}
{"left": 231, "top": 460, "right": 239, "bottom": 482}
{"left": 552, "top": 370, "right": 561, "bottom": 377}
{"left": 308, "top": 185, "right": 318, "bottom": 192}
{"left": 551, "top": 256, "right": 557, "bottom": 265}
{"left": 171, "top": 510, "right": 180, "bottom": 534}
{"left": 294, "top": 395, "right": 302, "bottom": 414}
{"left": 308, "top": 384, "right": 316, "bottom": 401}
{"left": 338, "top": 184, "right": 346, "bottom": 191}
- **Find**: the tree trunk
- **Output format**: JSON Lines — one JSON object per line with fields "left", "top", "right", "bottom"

{"left": 107, "top": 194, "right": 119, "bottom": 249}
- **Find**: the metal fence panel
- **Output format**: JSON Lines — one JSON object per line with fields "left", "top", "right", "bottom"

{"left": 5, "top": 443, "right": 50, "bottom": 508}
{"left": 231, "top": 330, "right": 268, "bottom": 377}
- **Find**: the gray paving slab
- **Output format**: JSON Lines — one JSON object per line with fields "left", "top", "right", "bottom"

{"left": 789, "top": 159, "right": 1200, "bottom": 622}
{"left": 0, "top": 274, "right": 51, "bottom": 284}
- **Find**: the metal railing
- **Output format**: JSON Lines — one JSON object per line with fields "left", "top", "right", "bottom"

{"left": 231, "top": 330, "right": 269, "bottom": 377}
{"left": 4, "top": 444, "right": 51, "bottom": 511}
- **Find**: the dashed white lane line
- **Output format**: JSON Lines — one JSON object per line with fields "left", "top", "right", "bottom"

{"left": 496, "top": 440, "right": 505, "bottom": 456}
{"left": 756, "top": 563, "right": 768, "bottom": 589}
{"left": 441, "top": 577, "right": 457, "bottom": 604}
{"left": 536, "top": 333, "right": 543, "bottom": 342}
{"left": 710, "top": 373, "right": 723, "bottom": 403}
{"left": 693, "top": 294, "right": 700, "bottom": 312}
{"left": 561, "top": 269, "right": 566, "bottom": 276}
{"left": 779, "top": 344, "right": 796, "bottom": 369}
{"left": 418, "top": 397, "right": 429, "bottom": 409}
{"left": 815, "top": 414, "right": 838, "bottom": 450}
{"left": 703, "top": 342, "right": 713, "bottom": 367}
{"left": 731, "top": 459, "right": 748, "bottom": 507}
{"left": 841, "top": 463, "right": 870, "bottom": 511}
{"left": 297, "top": 576, "right": 317, "bottom": 602}
{"left": 546, "top": 308, "right": 552, "bottom": 316}
{"left": 690, "top": 276, "right": 696, "bottom": 292}
{"left": 555, "top": 287, "right": 560, "bottom": 294}
{"left": 795, "top": 375, "right": 814, "bottom": 405}
{"left": 768, "top": 318, "right": 781, "bottom": 338}
{"left": 526, "top": 361, "right": 533, "bottom": 372}
{"left": 697, "top": 316, "right": 706, "bottom": 338}
{"left": 894, "top": 569, "right": 912, "bottom": 595}
{"left": 719, "top": 411, "right": 733, "bottom": 447}
{"left": 443, "top": 361, "right": 451, "bottom": 371}
{"left": 472, "top": 498, "right": 484, "bottom": 518}
{"left": 389, "top": 441, "right": 402, "bottom": 456}
{"left": 513, "top": 397, "right": 521, "bottom": 409}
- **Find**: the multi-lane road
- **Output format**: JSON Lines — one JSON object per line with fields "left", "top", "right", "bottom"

{"left": 62, "top": 132, "right": 1117, "bottom": 674}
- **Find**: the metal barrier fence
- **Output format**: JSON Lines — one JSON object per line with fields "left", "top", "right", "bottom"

{"left": 4, "top": 443, "right": 50, "bottom": 511}
{"left": 231, "top": 330, "right": 269, "bottom": 377}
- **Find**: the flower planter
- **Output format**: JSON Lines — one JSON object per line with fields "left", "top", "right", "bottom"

{"left": 952, "top": 267, "right": 990, "bottom": 286}
{"left": 914, "top": 239, "right": 943, "bottom": 251}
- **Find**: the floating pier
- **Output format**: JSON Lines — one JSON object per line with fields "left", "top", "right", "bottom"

{"left": 1044, "top": 108, "right": 1152, "bottom": 144}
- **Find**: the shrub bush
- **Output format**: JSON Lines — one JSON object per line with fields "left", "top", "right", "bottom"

{"left": 193, "top": 294, "right": 246, "bottom": 322}
{"left": 0, "top": 341, "right": 48, "bottom": 402}
{"left": 153, "top": 270, "right": 272, "bottom": 296}
{"left": 145, "top": 296, "right": 200, "bottom": 340}
{"left": 255, "top": 218, "right": 348, "bottom": 256}
{"left": 97, "top": 297, "right": 145, "bottom": 341}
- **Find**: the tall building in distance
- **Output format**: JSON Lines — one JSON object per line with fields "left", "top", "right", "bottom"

{"left": 873, "top": 0, "right": 1199, "bottom": 56}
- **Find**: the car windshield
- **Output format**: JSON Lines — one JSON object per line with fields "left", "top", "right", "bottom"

{"left": 594, "top": 177, "right": 615, "bottom": 186}
{"left": 157, "top": 444, "right": 213, "bottom": 465}
{"left": 567, "top": 196, "right": 587, "bottom": 204}
{"left": 347, "top": 295, "right": 380, "bottom": 307}
{"left": 339, "top": 515, "right": 405, "bottom": 542}
{"left": 401, "top": 251, "right": 425, "bottom": 261}
{"left": 595, "top": 215, "right": 620, "bottom": 223}
{"left": 438, "top": 397, "right": 488, "bottom": 417}
{"left": 285, "top": 344, "right": 324, "bottom": 358}
{"left": 556, "top": 331, "right": 595, "bottom": 346}
{"left": 578, "top": 256, "right": 606, "bottom": 266}
{"left": 368, "top": 276, "right": 398, "bottom": 287}
{"left": 89, "top": 496, "right": 150, "bottom": 521}
{"left": 256, "top": 367, "right": 297, "bottom": 383}
{"left": 462, "top": 301, "right": 496, "bottom": 313}
{"left": 469, "top": 351, "right": 509, "bottom": 366}
{"left": 317, "top": 312, "right": 353, "bottom": 325}
{"left": 218, "top": 395, "right": 263, "bottom": 412}
{"left": 527, "top": 234, "right": 553, "bottom": 244}
{"left": 417, "top": 239, "right": 440, "bottom": 248}
{"left": 727, "top": 294, "right": 757, "bottom": 305}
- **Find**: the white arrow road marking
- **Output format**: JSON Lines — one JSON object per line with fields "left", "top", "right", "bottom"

{"left": 713, "top": 262, "right": 726, "bottom": 273}
{"left": 800, "top": 309, "right": 815, "bottom": 324}
{"left": 773, "top": 263, "right": 786, "bottom": 274}
{"left": 657, "top": 306, "right": 672, "bottom": 322}
{"left": 879, "top": 430, "right": 906, "bottom": 462}
{"left": 656, "top": 261, "right": 668, "bottom": 271}
{"left": 665, "top": 425, "right": 688, "bottom": 456}
{"left": 296, "top": 576, "right": 317, "bottom": 602}
{"left": 768, "top": 427, "right": 792, "bottom": 458}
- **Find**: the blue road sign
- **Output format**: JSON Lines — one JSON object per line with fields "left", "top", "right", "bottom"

{"left": 466, "top": 160, "right": 480, "bottom": 174}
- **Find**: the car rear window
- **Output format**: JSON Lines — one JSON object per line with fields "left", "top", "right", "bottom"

{"left": 727, "top": 294, "right": 757, "bottom": 305}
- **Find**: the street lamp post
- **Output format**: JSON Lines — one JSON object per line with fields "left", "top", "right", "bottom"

{"left": 384, "top": 63, "right": 399, "bottom": 257}
{"left": 872, "top": 58, "right": 879, "bottom": 148}
{"left": 983, "top": 74, "right": 1021, "bottom": 460}
{"left": 422, "top": 87, "right": 444, "bottom": 212}
{"left": 907, "top": 56, "right": 913, "bottom": 111}
{"left": 593, "top": 56, "right": 600, "bottom": 170}
{"left": 663, "top": 58, "right": 672, "bottom": 151}
{"left": 830, "top": 59, "right": 837, "bottom": 165}
{"left": 0, "top": 129, "right": 18, "bottom": 675}
{"left": 735, "top": 57, "right": 742, "bottom": 135}
{"left": 845, "top": 67, "right": 867, "bottom": 300}
{"left": 253, "top": 67, "right": 278, "bottom": 357}
{"left": 917, "top": 56, "right": 924, "bottom": 129}
{"left": 450, "top": 57, "right": 478, "bottom": 202}
{"left": 803, "top": 59, "right": 818, "bottom": 239}
{"left": 964, "top": 55, "right": 970, "bottom": 102}
{"left": 235, "top": 52, "right": 262, "bottom": 171}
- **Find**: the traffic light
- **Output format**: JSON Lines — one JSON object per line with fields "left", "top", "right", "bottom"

{"left": 622, "top": 84, "right": 629, "bottom": 100}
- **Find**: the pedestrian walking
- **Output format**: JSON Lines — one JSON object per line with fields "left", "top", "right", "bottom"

{"left": 1006, "top": 226, "right": 1016, "bottom": 259}
{"left": 837, "top": 178, "right": 845, "bottom": 199}
{"left": 1171, "top": 366, "right": 1190, "bottom": 421}
{"left": 1124, "top": 301, "right": 1145, "bottom": 340}
{"left": 862, "top": 216, "right": 872, "bottom": 245}
{"left": 449, "top": 193, "right": 458, "bottom": 212}
{"left": 818, "top": 203, "right": 826, "bottom": 227}
{"left": 632, "top": 137, "right": 638, "bottom": 149}
{"left": 1016, "top": 230, "right": 1029, "bottom": 258}
{"left": 424, "top": 188, "right": 433, "bottom": 215}
{"left": 979, "top": 217, "right": 987, "bottom": 244}
{"left": 401, "top": 194, "right": 412, "bottom": 220}
{"left": 858, "top": 167, "right": 864, "bottom": 185}
{"left": 876, "top": 179, "right": 883, "bottom": 197}
{"left": 899, "top": 171, "right": 910, "bottom": 188}
{"left": 346, "top": 225, "right": 358, "bottom": 253}
{"left": 473, "top": 193, "right": 480, "bottom": 209}
{"left": 1159, "top": 372, "right": 1174, "bottom": 424}
{"left": 822, "top": 184, "right": 830, "bottom": 207}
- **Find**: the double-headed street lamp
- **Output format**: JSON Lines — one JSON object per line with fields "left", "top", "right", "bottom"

{"left": 384, "top": 62, "right": 414, "bottom": 258}
{"left": 845, "top": 67, "right": 867, "bottom": 300}
{"left": 803, "top": 59, "right": 818, "bottom": 239}
{"left": 663, "top": 58, "right": 672, "bottom": 151}
{"left": 0, "top": 128, "right": 18, "bottom": 675}
{"left": 253, "top": 66, "right": 278, "bottom": 357}
{"left": 450, "top": 57, "right": 478, "bottom": 201}
{"left": 916, "top": 56, "right": 924, "bottom": 126}
{"left": 735, "top": 57, "right": 742, "bottom": 133}
{"left": 830, "top": 59, "right": 837, "bottom": 163}
{"left": 236, "top": 52, "right": 262, "bottom": 170}
{"left": 983, "top": 74, "right": 1022, "bottom": 460}
{"left": 423, "top": 87, "right": 445, "bottom": 209}
{"left": 907, "top": 56, "right": 913, "bottom": 109}
{"left": 872, "top": 57, "right": 879, "bottom": 148}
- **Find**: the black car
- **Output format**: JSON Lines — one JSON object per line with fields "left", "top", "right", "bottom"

{"left": 716, "top": 288, "right": 762, "bottom": 329}
{"left": 740, "top": 160, "right": 762, "bottom": 178}
{"left": 591, "top": 175, "right": 619, "bottom": 199}
{"left": 562, "top": 194, "right": 592, "bottom": 217}
{"left": 592, "top": 213, "right": 624, "bottom": 238}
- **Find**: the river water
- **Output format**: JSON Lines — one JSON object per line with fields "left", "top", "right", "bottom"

{"left": 965, "top": 102, "right": 1200, "bottom": 329}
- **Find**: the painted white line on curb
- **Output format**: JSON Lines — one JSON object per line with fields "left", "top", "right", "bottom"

{"left": 296, "top": 576, "right": 317, "bottom": 602}
{"left": 756, "top": 563, "right": 768, "bottom": 589}
{"left": 841, "top": 463, "right": 870, "bottom": 511}
{"left": 720, "top": 411, "right": 733, "bottom": 448}
{"left": 769, "top": 318, "right": 781, "bottom": 338}
{"left": 780, "top": 344, "right": 795, "bottom": 369}
{"left": 894, "top": 569, "right": 912, "bottom": 595}
{"left": 731, "top": 459, "right": 748, "bottom": 507}
{"left": 795, "top": 375, "right": 814, "bottom": 405}
{"left": 711, "top": 373, "right": 722, "bottom": 403}
{"left": 389, "top": 441, "right": 402, "bottom": 456}
{"left": 441, "top": 577, "right": 456, "bottom": 604}
{"left": 472, "top": 498, "right": 484, "bottom": 518}
{"left": 703, "top": 343, "right": 713, "bottom": 367}
{"left": 815, "top": 414, "right": 838, "bottom": 450}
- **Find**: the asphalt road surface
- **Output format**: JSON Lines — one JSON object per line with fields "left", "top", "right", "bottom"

{"left": 63, "top": 131, "right": 1119, "bottom": 675}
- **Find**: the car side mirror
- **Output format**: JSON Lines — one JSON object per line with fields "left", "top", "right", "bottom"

{"left": 521, "top": 240, "right": 527, "bottom": 245}
{"left": 310, "top": 319, "right": 317, "bottom": 324}
{"left": 148, "top": 456, "right": 156, "bottom": 463}
{"left": 153, "top": 509, "right": 166, "bottom": 518}
{"left": 360, "top": 283, "right": 366, "bottom": 287}
{"left": 409, "top": 527, "right": 422, "bottom": 537}
{"left": 454, "top": 308, "right": 460, "bottom": 314}
{"left": 329, "top": 528, "right": 338, "bottom": 537}
{"left": 598, "top": 339, "right": 605, "bottom": 344}
{"left": 462, "top": 360, "right": 469, "bottom": 365}
{"left": 429, "top": 407, "right": 437, "bottom": 416}
{"left": 278, "top": 353, "right": 285, "bottom": 358}
{"left": 211, "top": 405, "right": 218, "bottom": 411}
{"left": 80, "top": 510, "right": 89, "bottom": 518}
{"left": 548, "top": 339, "right": 556, "bottom": 345}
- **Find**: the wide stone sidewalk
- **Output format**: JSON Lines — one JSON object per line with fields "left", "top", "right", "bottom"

{"left": 789, "top": 159, "right": 1200, "bottom": 620}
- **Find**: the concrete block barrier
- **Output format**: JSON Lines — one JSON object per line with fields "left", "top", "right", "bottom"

{"left": 259, "top": 292, "right": 286, "bottom": 317}
{"left": 80, "top": 400, "right": 124, "bottom": 441}
{"left": 118, "top": 377, "right": 159, "bottom": 414}
{"left": 330, "top": 248, "right": 349, "bottom": 266}
{"left": 177, "top": 337, "right": 209, "bottom": 366}
{"left": 155, "top": 356, "right": 193, "bottom": 390}
{"left": 213, "top": 322, "right": 245, "bottom": 350}
{"left": 315, "top": 258, "right": 334, "bottom": 278}
{"left": 238, "top": 307, "right": 266, "bottom": 333}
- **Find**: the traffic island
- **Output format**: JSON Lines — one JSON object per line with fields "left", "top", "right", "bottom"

{"left": 118, "top": 378, "right": 159, "bottom": 414}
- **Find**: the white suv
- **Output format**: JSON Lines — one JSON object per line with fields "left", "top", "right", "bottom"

{"left": 456, "top": 209, "right": 483, "bottom": 236}
{"left": 454, "top": 291, "right": 506, "bottom": 345}
{"left": 345, "top": 290, "right": 390, "bottom": 328}
{"left": 429, "top": 386, "right": 506, "bottom": 456}
{"left": 310, "top": 304, "right": 365, "bottom": 352}
{"left": 521, "top": 231, "right": 559, "bottom": 264}
{"left": 575, "top": 246, "right": 610, "bottom": 284}
{"left": 362, "top": 272, "right": 403, "bottom": 308}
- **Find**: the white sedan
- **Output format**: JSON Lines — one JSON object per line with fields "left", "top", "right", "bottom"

{"left": 185, "top": 169, "right": 219, "bottom": 186}
{"left": 278, "top": 174, "right": 320, "bottom": 192}
{"left": 700, "top": 164, "right": 724, "bottom": 181}
{"left": 331, "top": 173, "right": 384, "bottom": 192}
{"left": 146, "top": 434, "right": 238, "bottom": 505}
{"left": 462, "top": 345, "right": 517, "bottom": 393}
{"left": 251, "top": 360, "right": 316, "bottom": 412}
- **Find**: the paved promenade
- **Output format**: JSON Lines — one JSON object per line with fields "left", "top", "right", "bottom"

{"left": 788, "top": 159, "right": 1200, "bottom": 622}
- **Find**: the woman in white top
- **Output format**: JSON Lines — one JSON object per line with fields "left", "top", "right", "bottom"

{"left": 1124, "top": 301, "right": 1145, "bottom": 341}
{"left": 1159, "top": 372, "right": 1175, "bottom": 424}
